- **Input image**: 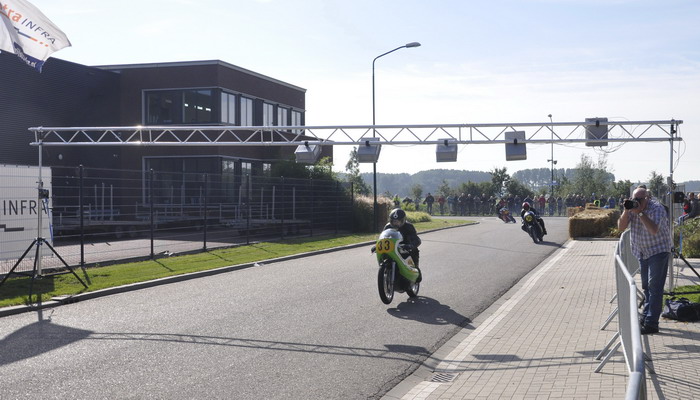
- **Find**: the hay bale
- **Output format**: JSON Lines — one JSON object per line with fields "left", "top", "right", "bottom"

{"left": 569, "top": 207, "right": 620, "bottom": 238}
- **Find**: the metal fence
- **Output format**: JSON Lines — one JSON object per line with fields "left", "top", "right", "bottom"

{"left": 595, "top": 230, "right": 649, "bottom": 399}
{"left": 1, "top": 165, "right": 354, "bottom": 275}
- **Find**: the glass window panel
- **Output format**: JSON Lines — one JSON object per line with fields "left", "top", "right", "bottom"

{"left": 241, "top": 97, "right": 253, "bottom": 126}
{"left": 220, "top": 92, "right": 229, "bottom": 123}
{"left": 277, "top": 107, "right": 288, "bottom": 127}
{"left": 227, "top": 94, "right": 236, "bottom": 125}
{"left": 263, "top": 103, "right": 274, "bottom": 126}
{"left": 184, "top": 89, "right": 213, "bottom": 124}
{"left": 146, "top": 91, "right": 182, "bottom": 124}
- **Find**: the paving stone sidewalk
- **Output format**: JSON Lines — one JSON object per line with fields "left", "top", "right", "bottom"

{"left": 383, "top": 239, "right": 700, "bottom": 400}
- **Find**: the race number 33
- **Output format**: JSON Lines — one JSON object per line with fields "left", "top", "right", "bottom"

{"left": 376, "top": 239, "right": 394, "bottom": 254}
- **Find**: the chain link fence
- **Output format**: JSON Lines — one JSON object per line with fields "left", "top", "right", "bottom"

{"left": 1, "top": 165, "right": 354, "bottom": 275}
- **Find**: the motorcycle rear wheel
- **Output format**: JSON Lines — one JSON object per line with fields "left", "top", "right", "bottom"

{"left": 378, "top": 260, "right": 395, "bottom": 304}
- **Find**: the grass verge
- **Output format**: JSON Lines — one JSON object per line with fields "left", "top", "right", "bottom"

{"left": 0, "top": 218, "right": 471, "bottom": 308}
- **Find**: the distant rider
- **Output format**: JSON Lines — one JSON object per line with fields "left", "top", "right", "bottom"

{"left": 384, "top": 208, "right": 422, "bottom": 282}
{"left": 520, "top": 202, "right": 547, "bottom": 235}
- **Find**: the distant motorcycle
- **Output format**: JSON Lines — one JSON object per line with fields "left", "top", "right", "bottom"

{"left": 372, "top": 228, "right": 420, "bottom": 304}
{"left": 498, "top": 207, "right": 516, "bottom": 223}
{"left": 522, "top": 210, "right": 544, "bottom": 243}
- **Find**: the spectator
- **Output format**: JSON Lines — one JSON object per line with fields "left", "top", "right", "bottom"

{"left": 557, "top": 195, "right": 563, "bottom": 216}
{"left": 538, "top": 194, "right": 546, "bottom": 214}
{"left": 458, "top": 193, "right": 467, "bottom": 216}
{"left": 681, "top": 192, "right": 699, "bottom": 222}
{"left": 437, "top": 194, "right": 446, "bottom": 215}
{"left": 548, "top": 195, "right": 556, "bottom": 216}
{"left": 607, "top": 195, "right": 616, "bottom": 210}
{"left": 447, "top": 194, "right": 456, "bottom": 215}
{"left": 617, "top": 186, "right": 672, "bottom": 335}
{"left": 423, "top": 193, "right": 435, "bottom": 215}
{"left": 474, "top": 194, "right": 482, "bottom": 216}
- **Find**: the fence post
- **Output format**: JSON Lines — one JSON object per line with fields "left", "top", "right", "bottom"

{"left": 335, "top": 181, "right": 339, "bottom": 234}
{"left": 246, "top": 173, "right": 251, "bottom": 245}
{"left": 310, "top": 178, "right": 314, "bottom": 237}
{"left": 350, "top": 182, "right": 355, "bottom": 233}
{"left": 149, "top": 168, "right": 155, "bottom": 259}
{"left": 281, "top": 177, "right": 285, "bottom": 239}
{"left": 203, "top": 173, "right": 208, "bottom": 251}
{"left": 79, "top": 165, "right": 85, "bottom": 268}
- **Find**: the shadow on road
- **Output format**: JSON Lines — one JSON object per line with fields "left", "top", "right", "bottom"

{"left": 386, "top": 296, "right": 472, "bottom": 328}
{"left": 0, "top": 312, "right": 93, "bottom": 367}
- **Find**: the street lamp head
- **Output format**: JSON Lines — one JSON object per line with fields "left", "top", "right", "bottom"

{"left": 405, "top": 42, "right": 421, "bottom": 48}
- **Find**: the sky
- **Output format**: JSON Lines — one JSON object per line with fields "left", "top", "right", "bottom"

{"left": 19, "top": 0, "right": 700, "bottom": 185}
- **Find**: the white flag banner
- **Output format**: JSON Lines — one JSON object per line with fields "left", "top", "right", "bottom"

{"left": 0, "top": 0, "right": 71, "bottom": 72}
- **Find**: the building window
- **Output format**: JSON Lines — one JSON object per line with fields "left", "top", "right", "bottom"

{"left": 277, "top": 107, "right": 288, "bottom": 127}
{"left": 263, "top": 102, "right": 275, "bottom": 126}
{"left": 262, "top": 163, "right": 271, "bottom": 177}
{"left": 241, "top": 161, "right": 252, "bottom": 201}
{"left": 291, "top": 110, "right": 302, "bottom": 133}
{"left": 146, "top": 91, "right": 182, "bottom": 124}
{"left": 220, "top": 92, "right": 236, "bottom": 124}
{"left": 184, "top": 89, "right": 214, "bottom": 124}
{"left": 145, "top": 89, "right": 215, "bottom": 125}
{"left": 241, "top": 97, "right": 254, "bottom": 126}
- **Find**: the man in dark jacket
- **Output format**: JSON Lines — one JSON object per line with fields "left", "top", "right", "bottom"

{"left": 384, "top": 208, "right": 422, "bottom": 281}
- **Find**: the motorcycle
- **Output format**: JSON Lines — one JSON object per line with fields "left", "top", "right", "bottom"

{"left": 522, "top": 210, "right": 544, "bottom": 243}
{"left": 372, "top": 228, "right": 420, "bottom": 304}
{"left": 498, "top": 207, "right": 516, "bottom": 223}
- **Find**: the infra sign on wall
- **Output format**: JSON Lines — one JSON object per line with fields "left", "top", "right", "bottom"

{"left": 0, "top": 164, "right": 52, "bottom": 261}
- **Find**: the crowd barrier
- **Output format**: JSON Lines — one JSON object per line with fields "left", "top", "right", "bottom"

{"left": 596, "top": 230, "right": 650, "bottom": 399}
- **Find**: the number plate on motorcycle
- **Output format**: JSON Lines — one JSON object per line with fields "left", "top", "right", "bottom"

{"left": 375, "top": 239, "right": 395, "bottom": 254}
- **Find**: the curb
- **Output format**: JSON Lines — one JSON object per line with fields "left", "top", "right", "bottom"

{"left": 0, "top": 221, "right": 478, "bottom": 318}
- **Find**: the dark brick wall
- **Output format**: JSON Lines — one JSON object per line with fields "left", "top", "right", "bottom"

{"left": 0, "top": 52, "right": 120, "bottom": 166}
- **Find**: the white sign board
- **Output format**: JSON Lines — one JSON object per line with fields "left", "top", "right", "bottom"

{"left": 0, "top": 164, "right": 52, "bottom": 261}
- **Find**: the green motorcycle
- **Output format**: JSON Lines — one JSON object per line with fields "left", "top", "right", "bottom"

{"left": 373, "top": 228, "right": 420, "bottom": 304}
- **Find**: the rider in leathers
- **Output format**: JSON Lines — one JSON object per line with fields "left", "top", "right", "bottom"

{"left": 384, "top": 208, "right": 422, "bottom": 282}
{"left": 520, "top": 201, "right": 547, "bottom": 235}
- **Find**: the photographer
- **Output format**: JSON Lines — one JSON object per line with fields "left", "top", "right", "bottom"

{"left": 617, "top": 187, "right": 672, "bottom": 334}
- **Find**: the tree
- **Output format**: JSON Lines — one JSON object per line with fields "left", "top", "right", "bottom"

{"left": 437, "top": 179, "right": 452, "bottom": 196}
{"left": 490, "top": 167, "right": 510, "bottom": 197}
{"left": 648, "top": 171, "right": 667, "bottom": 199}
{"left": 410, "top": 184, "right": 423, "bottom": 200}
{"left": 567, "top": 154, "right": 613, "bottom": 198}
{"left": 611, "top": 179, "right": 634, "bottom": 198}
{"left": 344, "top": 148, "right": 371, "bottom": 196}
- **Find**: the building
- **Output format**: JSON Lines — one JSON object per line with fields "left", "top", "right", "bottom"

{"left": 1, "top": 52, "right": 331, "bottom": 206}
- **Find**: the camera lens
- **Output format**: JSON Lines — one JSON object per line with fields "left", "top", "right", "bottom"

{"left": 623, "top": 199, "right": 638, "bottom": 210}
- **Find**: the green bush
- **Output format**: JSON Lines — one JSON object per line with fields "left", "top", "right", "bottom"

{"left": 674, "top": 218, "right": 700, "bottom": 258}
{"left": 407, "top": 211, "right": 432, "bottom": 223}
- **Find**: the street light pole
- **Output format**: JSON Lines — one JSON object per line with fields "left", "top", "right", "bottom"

{"left": 372, "top": 41, "right": 421, "bottom": 232}
{"left": 547, "top": 114, "right": 556, "bottom": 199}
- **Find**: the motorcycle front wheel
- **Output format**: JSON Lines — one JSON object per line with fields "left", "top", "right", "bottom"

{"left": 407, "top": 278, "right": 420, "bottom": 298}
{"left": 530, "top": 224, "right": 542, "bottom": 243}
{"left": 378, "top": 260, "right": 395, "bottom": 304}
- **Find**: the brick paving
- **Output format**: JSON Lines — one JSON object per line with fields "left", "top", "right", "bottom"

{"left": 383, "top": 240, "right": 700, "bottom": 400}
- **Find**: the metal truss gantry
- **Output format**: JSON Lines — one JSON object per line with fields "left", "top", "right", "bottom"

{"left": 30, "top": 119, "right": 682, "bottom": 147}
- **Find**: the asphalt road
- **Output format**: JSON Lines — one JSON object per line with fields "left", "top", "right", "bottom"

{"left": 0, "top": 216, "right": 570, "bottom": 399}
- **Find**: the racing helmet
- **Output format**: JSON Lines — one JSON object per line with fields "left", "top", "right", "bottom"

{"left": 389, "top": 208, "right": 406, "bottom": 229}
{"left": 522, "top": 202, "right": 531, "bottom": 210}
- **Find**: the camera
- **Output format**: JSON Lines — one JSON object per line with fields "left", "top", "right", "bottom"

{"left": 623, "top": 199, "right": 639, "bottom": 210}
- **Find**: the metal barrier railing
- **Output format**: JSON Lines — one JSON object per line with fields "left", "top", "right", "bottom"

{"left": 615, "top": 253, "right": 648, "bottom": 399}
{"left": 595, "top": 230, "right": 649, "bottom": 399}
